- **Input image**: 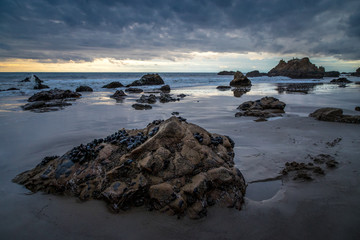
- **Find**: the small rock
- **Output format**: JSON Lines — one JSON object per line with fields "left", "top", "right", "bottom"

{"left": 76, "top": 86, "right": 93, "bottom": 92}
{"left": 125, "top": 88, "right": 143, "bottom": 93}
{"left": 132, "top": 103, "right": 152, "bottom": 110}
{"left": 110, "top": 90, "right": 127, "bottom": 100}
{"left": 127, "top": 74, "right": 164, "bottom": 87}
{"left": 160, "top": 85, "right": 171, "bottom": 93}
{"left": 355, "top": 106, "right": 360, "bottom": 111}
{"left": 216, "top": 86, "right": 231, "bottom": 90}
{"left": 229, "top": 72, "right": 252, "bottom": 87}
{"left": 102, "top": 82, "right": 124, "bottom": 88}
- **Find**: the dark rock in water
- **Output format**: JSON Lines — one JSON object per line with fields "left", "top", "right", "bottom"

{"left": 12, "top": 117, "right": 246, "bottom": 219}
{"left": 330, "top": 77, "right": 352, "bottom": 83}
{"left": 350, "top": 67, "right": 360, "bottom": 76}
{"left": 24, "top": 89, "right": 81, "bottom": 112}
{"left": 232, "top": 87, "right": 250, "bottom": 97}
{"left": 34, "top": 75, "right": 43, "bottom": 84}
{"left": 160, "top": 85, "right": 171, "bottom": 93}
{"left": 21, "top": 77, "right": 31, "bottom": 82}
{"left": 216, "top": 86, "right": 231, "bottom": 90}
{"left": 355, "top": 106, "right": 360, "bottom": 111}
{"left": 110, "top": 90, "right": 127, "bottom": 100}
{"left": 268, "top": 58, "right": 325, "bottom": 79}
{"left": 245, "top": 70, "right": 267, "bottom": 77}
{"left": 22, "top": 100, "right": 72, "bottom": 112}
{"left": 217, "top": 71, "right": 235, "bottom": 75}
{"left": 76, "top": 85, "right": 93, "bottom": 92}
{"left": 136, "top": 94, "right": 157, "bottom": 104}
{"left": 236, "top": 97, "right": 286, "bottom": 118}
{"left": 127, "top": 74, "right": 164, "bottom": 87}
{"left": 177, "top": 94, "right": 187, "bottom": 98}
{"left": 0, "top": 87, "right": 20, "bottom": 91}
{"left": 102, "top": 82, "right": 124, "bottom": 88}
{"left": 132, "top": 103, "right": 152, "bottom": 110}
{"left": 171, "top": 112, "right": 179, "bottom": 116}
{"left": 276, "top": 83, "right": 323, "bottom": 94}
{"left": 125, "top": 88, "right": 143, "bottom": 93}
{"left": 309, "top": 108, "right": 360, "bottom": 124}
{"left": 28, "top": 88, "right": 81, "bottom": 102}
{"left": 324, "top": 71, "right": 340, "bottom": 77}
{"left": 229, "top": 72, "right": 252, "bottom": 87}
{"left": 158, "top": 93, "right": 179, "bottom": 103}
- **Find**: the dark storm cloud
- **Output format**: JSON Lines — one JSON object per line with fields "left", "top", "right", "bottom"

{"left": 0, "top": 0, "right": 359, "bottom": 61}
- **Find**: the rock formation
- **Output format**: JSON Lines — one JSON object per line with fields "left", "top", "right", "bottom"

{"left": 309, "top": 108, "right": 360, "bottom": 124}
{"left": 110, "top": 90, "right": 127, "bottom": 100}
{"left": 324, "top": 71, "right": 340, "bottom": 78}
{"left": 33, "top": 75, "right": 49, "bottom": 89}
{"left": 276, "top": 83, "right": 323, "bottom": 94}
{"left": 102, "top": 82, "right": 124, "bottom": 88}
{"left": 76, "top": 85, "right": 93, "bottom": 92}
{"left": 159, "top": 85, "right": 171, "bottom": 93}
{"left": 268, "top": 58, "right": 325, "bottom": 79}
{"left": 245, "top": 70, "right": 267, "bottom": 77}
{"left": 13, "top": 117, "right": 246, "bottom": 219}
{"left": 229, "top": 72, "right": 252, "bottom": 87}
{"left": 217, "top": 71, "right": 235, "bottom": 75}
{"left": 23, "top": 89, "right": 81, "bottom": 112}
{"left": 125, "top": 88, "right": 143, "bottom": 93}
{"left": 127, "top": 74, "right": 165, "bottom": 87}
{"left": 350, "top": 67, "right": 360, "bottom": 76}
{"left": 235, "top": 97, "right": 286, "bottom": 119}
{"left": 330, "top": 78, "right": 352, "bottom": 83}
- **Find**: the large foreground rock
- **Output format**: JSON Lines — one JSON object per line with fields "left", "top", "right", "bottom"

{"left": 230, "top": 72, "right": 252, "bottom": 87}
{"left": 268, "top": 58, "right": 325, "bottom": 79}
{"left": 309, "top": 108, "right": 360, "bottom": 124}
{"left": 13, "top": 117, "right": 246, "bottom": 219}
{"left": 127, "top": 74, "right": 165, "bottom": 87}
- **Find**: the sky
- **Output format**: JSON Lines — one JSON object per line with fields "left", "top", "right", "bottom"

{"left": 0, "top": 0, "right": 359, "bottom": 72}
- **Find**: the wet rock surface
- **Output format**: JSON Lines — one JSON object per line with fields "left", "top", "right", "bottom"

{"left": 23, "top": 89, "right": 81, "bottom": 112}
{"left": 110, "top": 90, "right": 127, "bottom": 100}
{"left": 76, "top": 86, "right": 93, "bottom": 92}
{"left": 230, "top": 72, "right": 252, "bottom": 87}
{"left": 268, "top": 57, "right": 324, "bottom": 79}
{"left": 276, "top": 83, "right": 323, "bottom": 94}
{"left": 33, "top": 75, "right": 50, "bottom": 90}
{"left": 281, "top": 154, "right": 338, "bottom": 181}
{"left": 132, "top": 103, "right": 152, "bottom": 110}
{"left": 330, "top": 77, "right": 352, "bottom": 84}
{"left": 159, "top": 85, "right": 171, "bottom": 93}
{"left": 232, "top": 87, "right": 250, "bottom": 97}
{"left": 125, "top": 88, "right": 143, "bottom": 93}
{"left": 309, "top": 108, "right": 360, "bottom": 124}
{"left": 13, "top": 117, "right": 246, "bottom": 219}
{"left": 102, "top": 82, "right": 124, "bottom": 88}
{"left": 235, "top": 96, "right": 286, "bottom": 119}
{"left": 216, "top": 86, "right": 231, "bottom": 90}
{"left": 127, "top": 74, "right": 164, "bottom": 87}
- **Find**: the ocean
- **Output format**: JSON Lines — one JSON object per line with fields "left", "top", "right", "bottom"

{"left": 0, "top": 72, "right": 344, "bottom": 98}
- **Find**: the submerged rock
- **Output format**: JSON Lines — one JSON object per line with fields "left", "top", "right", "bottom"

{"left": 102, "top": 82, "right": 124, "bottom": 88}
{"left": 330, "top": 77, "right": 352, "bottom": 83}
{"left": 125, "top": 88, "right": 143, "bottom": 93}
{"left": 76, "top": 85, "right": 93, "bottom": 92}
{"left": 13, "top": 117, "right": 246, "bottom": 219}
{"left": 268, "top": 58, "right": 324, "bottom": 79}
{"left": 235, "top": 96, "right": 286, "bottom": 119}
{"left": 127, "top": 74, "right": 164, "bottom": 87}
{"left": 229, "top": 72, "right": 252, "bottom": 87}
{"left": 276, "top": 83, "right": 323, "bottom": 94}
{"left": 216, "top": 86, "right": 231, "bottom": 90}
{"left": 309, "top": 108, "right": 360, "bottom": 124}
{"left": 232, "top": 87, "right": 250, "bottom": 97}
{"left": 136, "top": 94, "right": 157, "bottom": 104}
{"left": 132, "top": 103, "right": 152, "bottom": 110}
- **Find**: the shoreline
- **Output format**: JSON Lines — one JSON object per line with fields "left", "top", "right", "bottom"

{"left": 1, "top": 81, "right": 360, "bottom": 239}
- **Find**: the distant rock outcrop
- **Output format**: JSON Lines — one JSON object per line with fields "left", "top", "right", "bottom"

{"left": 217, "top": 71, "right": 235, "bottom": 75}
{"left": 13, "top": 117, "right": 246, "bottom": 219}
{"left": 268, "top": 58, "right": 325, "bottom": 79}
{"left": 102, "top": 82, "right": 124, "bottom": 89}
{"left": 350, "top": 67, "right": 360, "bottom": 76}
{"left": 309, "top": 108, "right": 360, "bottom": 124}
{"left": 245, "top": 70, "right": 267, "bottom": 77}
{"left": 76, "top": 86, "right": 93, "bottom": 92}
{"left": 324, "top": 71, "right": 340, "bottom": 78}
{"left": 127, "top": 74, "right": 164, "bottom": 87}
{"left": 229, "top": 72, "right": 252, "bottom": 87}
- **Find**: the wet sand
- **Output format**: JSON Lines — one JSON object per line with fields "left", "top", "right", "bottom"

{"left": 1, "top": 83, "right": 360, "bottom": 239}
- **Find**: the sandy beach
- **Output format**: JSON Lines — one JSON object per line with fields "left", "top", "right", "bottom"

{"left": 1, "top": 81, "right": 360, "bottom": 239}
